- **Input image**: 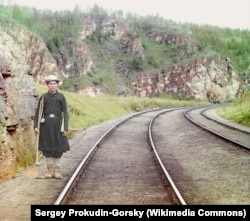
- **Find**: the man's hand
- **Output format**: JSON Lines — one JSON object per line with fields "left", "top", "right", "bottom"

{"left": 62, "top": 131, "right": 67, "bottom": 136}
{"left": 34, "top": 128, "right": 40, "bottom": 135}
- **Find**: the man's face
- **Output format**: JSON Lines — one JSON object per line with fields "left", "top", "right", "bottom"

{"left": 47, "top": 81, "right": 58, "bottom": 93}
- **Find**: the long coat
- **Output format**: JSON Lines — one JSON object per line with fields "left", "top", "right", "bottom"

{"left": 34, "top": 91, "right": 70, "bottom": 153}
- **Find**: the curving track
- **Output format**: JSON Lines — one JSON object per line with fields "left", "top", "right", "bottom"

{"left": 54, "top": 106, "right": 250, "bottom": 205}
{"left": 184, "top": 106, "right": 250, "bottom": 150}
{"left": 55, "top": 108, "right": 185, "bottom": 205}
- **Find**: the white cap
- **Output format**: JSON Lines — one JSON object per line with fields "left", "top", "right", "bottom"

{"left": 45, "top": 75, "right": 60, "bottom": 84}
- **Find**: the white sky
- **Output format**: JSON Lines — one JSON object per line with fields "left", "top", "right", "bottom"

{"left": 4, "top": 0, "right": 250, "bottom": 30}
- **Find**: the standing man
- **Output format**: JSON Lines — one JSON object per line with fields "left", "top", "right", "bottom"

{"left": 34, "top": 74, "right": 70, "bottom": 179}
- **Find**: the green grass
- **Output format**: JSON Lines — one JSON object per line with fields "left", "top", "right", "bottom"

{"left": 217, "top": 92, "right": 250, "bottom": 127}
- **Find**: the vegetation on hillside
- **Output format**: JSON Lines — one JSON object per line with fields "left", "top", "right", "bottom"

{"left": 190, "top": 24, "right": 250, "bottom": 79}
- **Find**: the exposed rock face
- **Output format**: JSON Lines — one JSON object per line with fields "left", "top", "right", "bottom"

{"left": 75, "top": 85, "right": 105, "bottom": 96}
{"left": 0, "top": 22, "right": 60, "bottom": 180}
{"left": 130, "top": 55, "right": 241, "bottom": 103}
{"left": 62, "top": 18, "right": 132, "bottom": 78}
{"left": 0, "top": 62, "right": 37, "bottom": 180}
{"left": 81, "top": 18, "right": 129, "bottom": 41}
{"left": 77, "top": 18, "right": 242, "bottom": 101}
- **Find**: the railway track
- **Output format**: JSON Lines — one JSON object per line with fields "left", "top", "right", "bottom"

{"left": 184, "top": 106, "right": 250, "bottom": 150}
{"left": 53, "top": 106, "right": 250, "bottom": 205}
{"left": 54, "top": 108, "right": 185, "bottom": 205}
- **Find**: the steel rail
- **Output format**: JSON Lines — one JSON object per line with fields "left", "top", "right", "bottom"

{"left": 148, "top": 108, "right": 187, "bottom": 205}
{"left": 201, "top": 106, "right": 250, "bottom": 134}
{"left": 183, "top": 106, "right": 250, "bottom": 150}
{"left": 54, "top": 108, "right": 161, "bottom": 205}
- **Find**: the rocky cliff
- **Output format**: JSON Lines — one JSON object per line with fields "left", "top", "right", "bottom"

{"left": 130, "top": 55, "right": 241, "bottom": 102}
{"left": 67, "top": 17, "right": 243, "bottom": 102}
{"left": 0, "top": 22, "right": 60, "bottom": 180}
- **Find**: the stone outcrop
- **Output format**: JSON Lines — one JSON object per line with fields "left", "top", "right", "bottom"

{"left": 130, "top": 54, "right": 241, "bottom": 103}
{"left": 0, "top": 22, "right": 61, "bottom": 181}
{"left": 77, "top": 18, "right": 242, "bottom": 101}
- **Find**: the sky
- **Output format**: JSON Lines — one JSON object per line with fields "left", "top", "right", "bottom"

{"left": 4, "top": 0, "right": 250, "bottom": 30}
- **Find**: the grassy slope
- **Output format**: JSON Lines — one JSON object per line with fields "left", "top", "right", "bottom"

{"left": 217, "top": 92, "right": 250, "bottom": 127}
